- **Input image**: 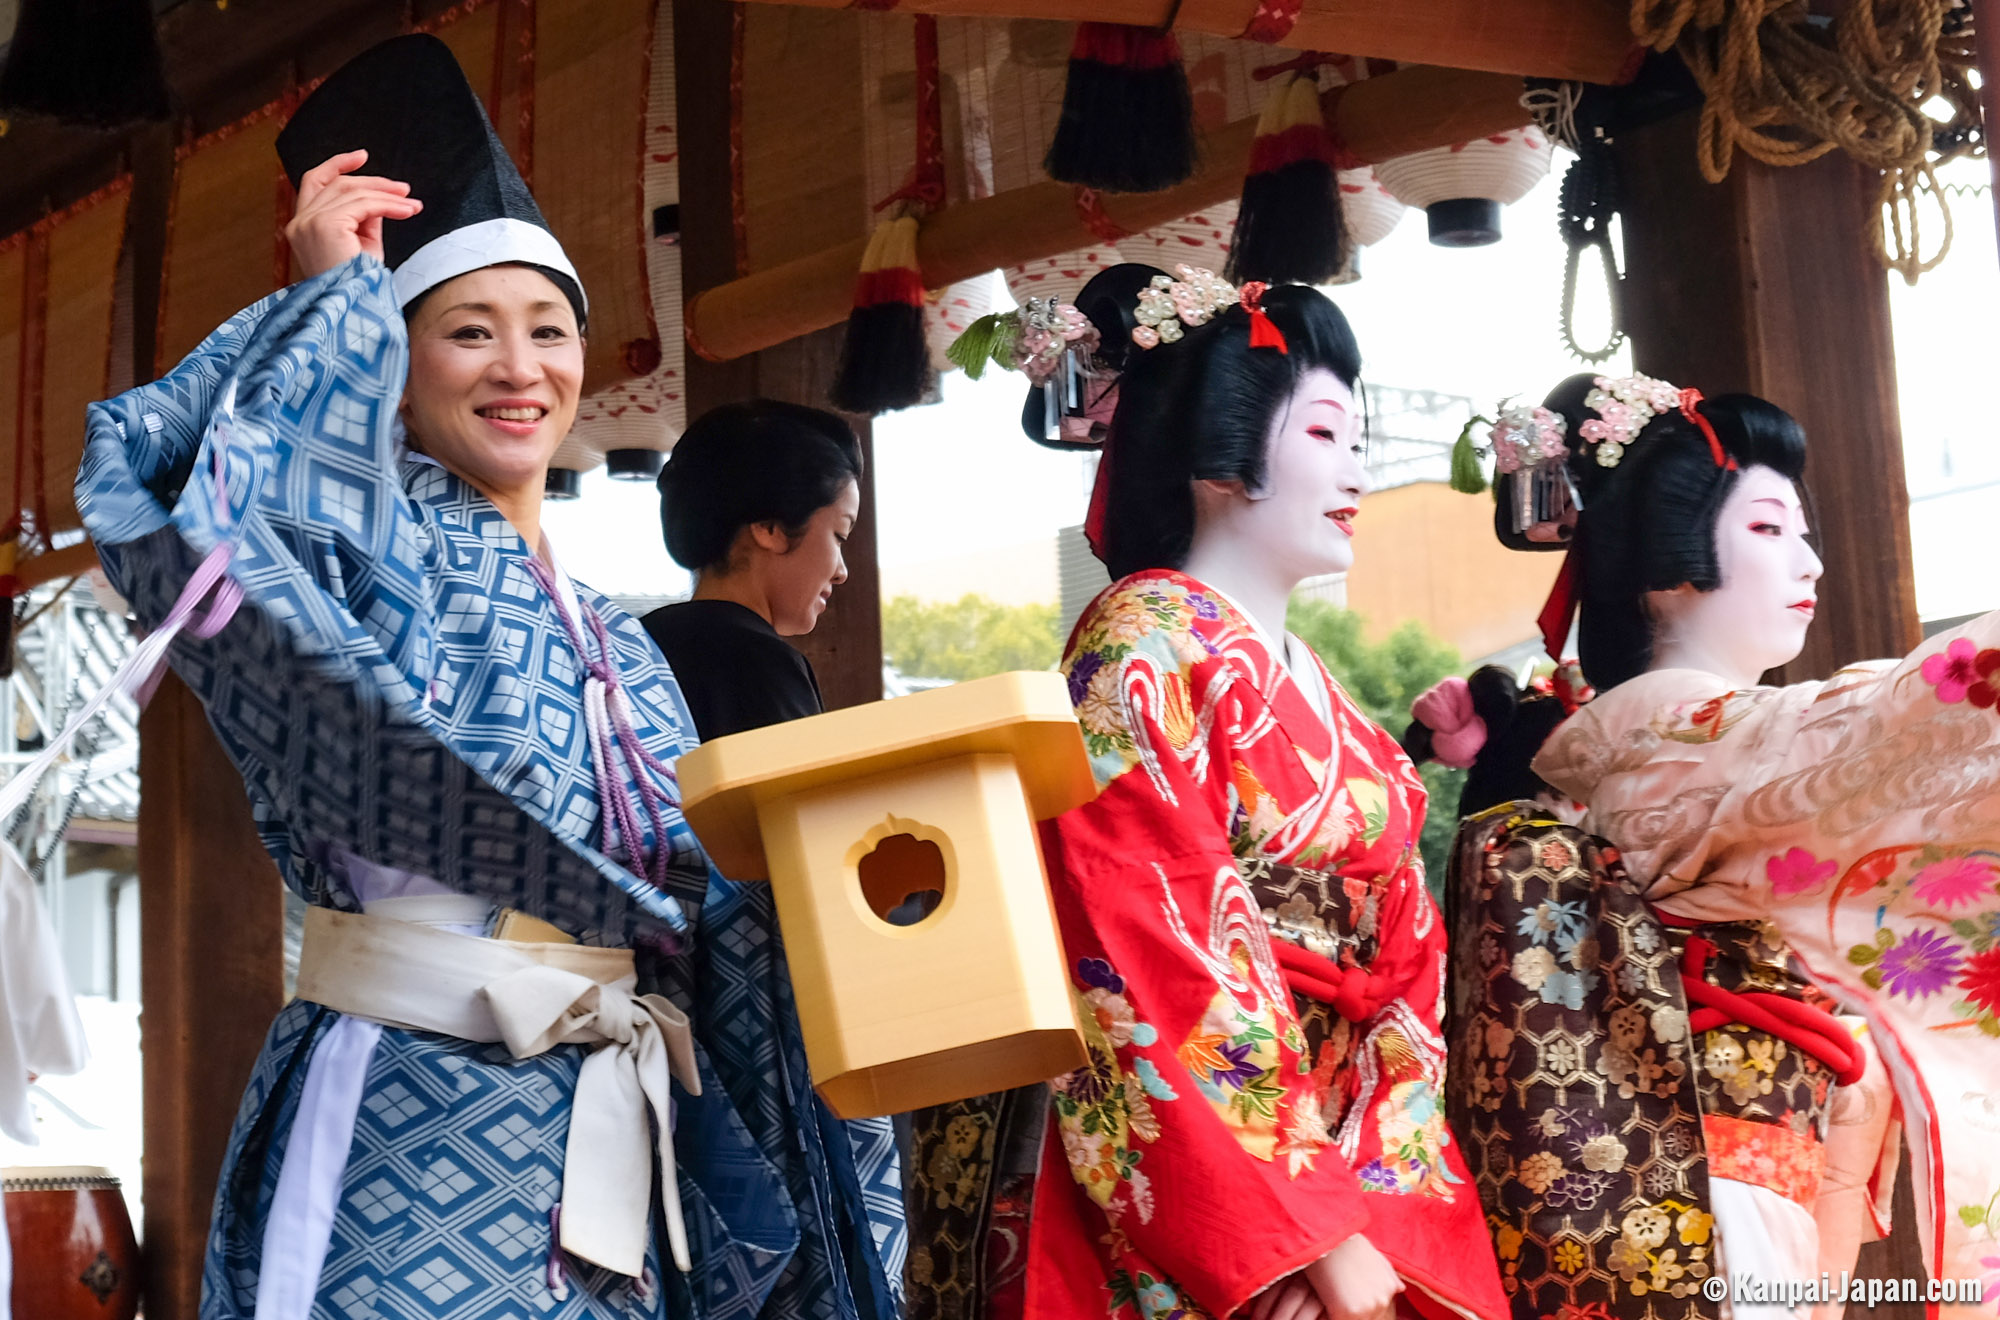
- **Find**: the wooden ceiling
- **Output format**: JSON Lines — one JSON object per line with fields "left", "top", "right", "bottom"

{"left": 0, "top": 0, "right": 475, "bottom": 235}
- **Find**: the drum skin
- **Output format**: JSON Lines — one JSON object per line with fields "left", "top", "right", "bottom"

{"left": 2, "top": 1166, "right": 141, "bottom": 1320}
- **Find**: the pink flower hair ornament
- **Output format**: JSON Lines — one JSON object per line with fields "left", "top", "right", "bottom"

{"left": 1486, "top": 403, "right": 1569, "bottom": 476}
{"left": 1130, "top": 263, "right": 1239, "bottom": 348}
{"left": 946, "top": 296, "right": 1102, "bottom": 386}
{"left": 1577, "top": 372, "right": 1682, "bottom": 467}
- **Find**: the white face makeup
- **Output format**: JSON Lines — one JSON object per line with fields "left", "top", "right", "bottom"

{"left": 1239, "top": 366, "right": 1370, "bottom": 584}
{"left": 1644, "top": 463, "right": 1823, "bottom": 683}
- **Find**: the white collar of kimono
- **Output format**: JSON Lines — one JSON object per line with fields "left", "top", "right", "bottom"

{"left": 391, "top": 217, "right": 586, "bottom": 314}
{"left": 1195, "top": 580, "right": 1334, "bottom": 729}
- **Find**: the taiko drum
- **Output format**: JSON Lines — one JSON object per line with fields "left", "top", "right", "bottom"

{"left": 2, "top": 1166, "right": 141, "bottom": 1320}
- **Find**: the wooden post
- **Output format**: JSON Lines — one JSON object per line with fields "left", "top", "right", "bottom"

{"left": 1616, "top": 111, "right": 1921, "bottom": 683}
{"left": 675, "top": 0, "right": 883, "bottom": 709}
{"left": 1977, "top": 0, "right": 2000, "bottom": 266}
{"left": 138, "top": 675, "right": 287, "bottom": 1320}
{"left": 1617, "top": 110, "right": 1929, "bottom": 1311}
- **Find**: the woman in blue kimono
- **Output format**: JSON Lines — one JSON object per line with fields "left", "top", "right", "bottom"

{"left": 70, "top": 34, "right": 901, "bottom": 1320}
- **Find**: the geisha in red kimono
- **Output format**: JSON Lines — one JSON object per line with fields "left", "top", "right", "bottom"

{"left": 932, "top": 264, "right": 1507, "bottom": 1320}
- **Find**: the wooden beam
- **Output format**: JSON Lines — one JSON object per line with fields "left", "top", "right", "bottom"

{"left": 138, "top": 674, "right": 286, "bottom": 1320}
{"left": 1616, "top": 112, "right": 1921, "bottom": 680}
{"left": 739, "top": 0, "right": 1637, "bottom": 82}
{"left": 1977, "top": 0, "right": 2000, "bottom": 266}
{"left": 676, "top": 0, "right": 884, "bottom": 708}
{"left": 13, "top": 538, "right": 98, "bottom": 591}
{"left": 685, "top": 64, "right": 1529, "bottom": 363}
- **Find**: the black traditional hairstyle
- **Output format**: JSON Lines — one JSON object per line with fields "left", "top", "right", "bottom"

{"left": 1546, "top": 374, "right": 1809, "bottom": 689}
{"left": 656, "top": 401, "right": 863, "bottom": 574}
{"left": 1044, "top": 263, "right": 1363, "bottom": 580}
{"left": 1400, "top": 666, "right": 1570, "bottom": 819}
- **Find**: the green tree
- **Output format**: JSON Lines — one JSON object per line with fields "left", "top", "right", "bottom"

{"left": 1286, "top": 598, "right": 1466, "bottom": 896}
{"left": 881, "top": 593, "right": 1063, "bottom": 682}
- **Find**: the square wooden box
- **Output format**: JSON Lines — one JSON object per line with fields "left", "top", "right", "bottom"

{"left": 678, "top": 671, "right": 1096, "bottom": 1118}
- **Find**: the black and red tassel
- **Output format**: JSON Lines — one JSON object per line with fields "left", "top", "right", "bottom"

{"left": 831, "top": 215, "right": 934, "bottom": 415}
{"left": 1225, "top": 72, "right": 1351, "bottom": 286}
{"left": 1043, "top": 22, "right": 1196, "bottom": 194}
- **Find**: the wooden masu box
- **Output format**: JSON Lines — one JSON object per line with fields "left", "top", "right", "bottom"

{"left": 678, "top": 671, "right": 1097, "bottom": 1119}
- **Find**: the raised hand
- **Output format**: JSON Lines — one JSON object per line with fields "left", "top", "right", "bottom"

{"left": 285, "top": 149, "right": 422, "bottom": 280}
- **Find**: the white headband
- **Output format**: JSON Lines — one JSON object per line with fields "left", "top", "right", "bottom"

{"left": 391, "top": 217, "right": 586, "bottom": 314}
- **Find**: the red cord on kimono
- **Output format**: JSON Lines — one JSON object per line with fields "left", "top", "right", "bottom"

{"left": 1679, "top": 935, "right": 1865, "bottom": 1086}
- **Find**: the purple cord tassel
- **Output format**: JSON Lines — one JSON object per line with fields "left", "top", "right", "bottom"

{"left": 525, "top": 557, "right": 681, "bottom": 892}
{"left": 547, "top": 1204, "right": 571, "bottom": 1301}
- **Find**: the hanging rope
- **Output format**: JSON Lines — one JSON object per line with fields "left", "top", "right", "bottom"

{"left": 1530, "top": 80, "right": 1628, "bottom": 364}
{"left": 1630, "top": 0, "right": 1984, "bottom": 282}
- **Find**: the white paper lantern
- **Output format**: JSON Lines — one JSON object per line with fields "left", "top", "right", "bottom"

{"left": 563, "top": 373, "right": 681, "bottom": 487}
{"left": 1002, "top": 246, "right": 1123, "bottom": 307}
{"left": 1338, "top": 168, "right": 1406, "bottom": 249}
{"left": 1117, "top": 205, "right": 1234, "bottom": 275}
{"left": 1372, "top": 127, "right": 1552, "bottom": 248}
{"left": 555, "top": 3, "right": 686, "bottom": 492}
{"left": 926, "top": 272, "right": 1001, "bottom": 372}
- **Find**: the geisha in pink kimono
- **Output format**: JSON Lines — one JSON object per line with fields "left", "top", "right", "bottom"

{"left": 1483, "top": 374, "right": 1986, "bottom": 1313}
{"left": 933, "top": 265, "right": 1508, "bottom": 1320}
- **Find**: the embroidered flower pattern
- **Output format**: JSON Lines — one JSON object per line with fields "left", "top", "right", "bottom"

{"left": 1766, "top": 847, "right": 1837, "bottom": 899}
{"left": 1876, "top": 927, "right": 1964, "bottom": 1000}
{"left": 1511, "top": 945, "right": 1557, "bottom": 991}
{"left": 1517, "top": 1150, "right": 1566, "bottom": 1194}
{"left": 1958, "top": 948, "right": 2000, "bottom": 1019}
{"left": 1912, "top": 856, "right": 1999, "bottom": 910}
{"left": 1922, "top": 637, "right": 2000, "bottom": 707}
{"left": 1052, "top": 957, "right": 1169, "bottom": 1224}
{"left": 1579, "top": 1133, "right": 1628, "bottom": 1172}
{"left": 1107, "top": 1269, "right": 1200, "bottom": 1320}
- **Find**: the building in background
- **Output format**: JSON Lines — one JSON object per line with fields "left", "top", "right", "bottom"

{"left": 921, "top": 383, "right": 1563, "bottom": 669}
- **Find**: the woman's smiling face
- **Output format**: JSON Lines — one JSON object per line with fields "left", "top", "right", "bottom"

{"left": 1246, "top": 366, "right": 1370, "bottom": 583}
{"left": 400, "top": 264, "right": 584, "bottom": 500}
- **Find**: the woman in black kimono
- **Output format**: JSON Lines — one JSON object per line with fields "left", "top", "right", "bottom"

{"left": 642, "top": 400, "right": 863, "bottom": 740}
{"left": 640, "top": 399, "right": 907, "bottom": 1300}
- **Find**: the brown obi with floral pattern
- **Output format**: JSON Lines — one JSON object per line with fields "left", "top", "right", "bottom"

{"left": 1239, "top": 854, "right": 1380, "bottom": 1074}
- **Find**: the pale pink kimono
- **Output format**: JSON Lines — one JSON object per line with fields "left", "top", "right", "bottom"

{"left": 1535, "top": 618, "right": 2000, "bottom": 1317}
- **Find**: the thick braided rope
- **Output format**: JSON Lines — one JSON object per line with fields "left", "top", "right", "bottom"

{"left": 1629, "top": 0, "right": 1980, "bottom": 280}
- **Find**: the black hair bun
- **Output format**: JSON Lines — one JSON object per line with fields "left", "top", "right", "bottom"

{"left": 1019, "top": 262, "right": 1165, "bottom": 450}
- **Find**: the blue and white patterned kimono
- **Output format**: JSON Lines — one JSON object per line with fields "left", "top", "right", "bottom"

{"left": 74, "top": 256, "right": 904, "bottom": 1320}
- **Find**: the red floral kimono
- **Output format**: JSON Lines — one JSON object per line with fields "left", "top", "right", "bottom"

{"left": 1025, "top": 571, "right": 1508, "bottom": 1320}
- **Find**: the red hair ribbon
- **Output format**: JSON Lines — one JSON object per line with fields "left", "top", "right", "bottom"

{"left": 1679, "top": 388, "right": 1736, "bottom": 471}
{"left": 1536, "top": 542, "right": 1579, "bottom": 664}
{"left": 1239, "top": 281, "right": 1288, "bottom": 353}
